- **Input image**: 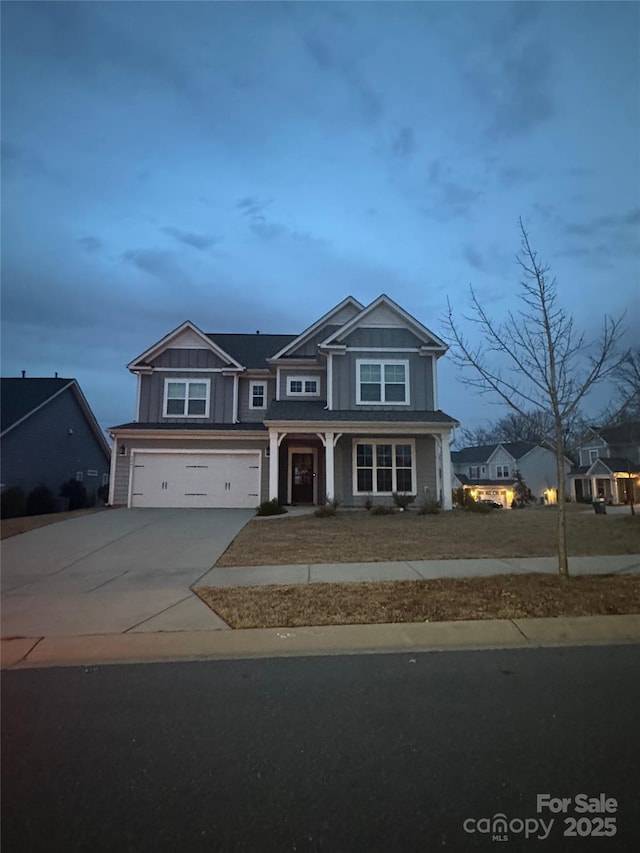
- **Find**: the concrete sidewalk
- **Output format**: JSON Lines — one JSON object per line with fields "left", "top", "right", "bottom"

{"left": 198, "top": 553, "right": 640, "bottom": 587}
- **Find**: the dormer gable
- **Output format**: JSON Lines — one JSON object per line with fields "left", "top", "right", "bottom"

{"left": 127, "top": 321, "right": 244, "bottom": 372}
{"left": 319, "top": 294, "right": 447, "bottom": 353}
{"left": 269, "top": 296, "right": 364, "bottom": 360}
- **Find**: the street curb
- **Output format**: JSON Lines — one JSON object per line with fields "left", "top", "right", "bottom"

{"left": 2, "top": 614, "right": 639, "bottom": 670}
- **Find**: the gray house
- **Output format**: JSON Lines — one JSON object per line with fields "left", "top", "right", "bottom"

{"left": 451, "top": 442, "right": 571, "bottom": 507}
{"left": 109, "top": 294, "right": 459, "bottom": 509}
{"left": 1, "top": 377, "right": 111, "bottom": 497}
{"left": 570, "top": 423, "right": 640, "bottom": 504}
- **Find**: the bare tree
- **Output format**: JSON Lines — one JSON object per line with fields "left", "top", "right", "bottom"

{"left": 611, "top": 348, "right": 640, "bottom": 422}
{"left": 445, "top": 220, "right": 626, "bottom": 577}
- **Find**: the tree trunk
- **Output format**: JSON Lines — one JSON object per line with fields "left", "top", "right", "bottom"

{"left": 555, "top": 428, "right": 569, "bottom": 578}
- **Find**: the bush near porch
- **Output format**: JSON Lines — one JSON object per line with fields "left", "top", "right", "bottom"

{"left": 216, "top": 505, "right": 640, "bottom": 567}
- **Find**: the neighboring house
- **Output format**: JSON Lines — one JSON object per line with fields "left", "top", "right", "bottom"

{"left": 109, "top": 294, "right": 459, "bottom": 509}
{"left": 451, "top": 442, "right": 571, "bottom": 508}
{"left": 1, "top": 377, "right": 111, "bottom": 497}
{"left": 570, "top": 422, "right": 640, "bottom": 504}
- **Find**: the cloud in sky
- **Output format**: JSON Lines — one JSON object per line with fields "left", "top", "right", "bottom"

{"left": 1, "top": 1, "right": 638, "bottom": 432}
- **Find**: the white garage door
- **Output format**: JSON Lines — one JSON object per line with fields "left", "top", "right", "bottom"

{"left": 130, "top": 452, "right": 260, "bottom": 508}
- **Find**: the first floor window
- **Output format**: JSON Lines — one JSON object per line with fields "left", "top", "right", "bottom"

{"left": 250, "top": 382, "right": 266, "bottom": 409}
{"left": 164, "top": 380, "right": 209, "bottom": 417}
{"left": 355, "top": 441, "right": 414, "bottom": 493}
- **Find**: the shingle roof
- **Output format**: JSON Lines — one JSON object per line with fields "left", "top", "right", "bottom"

{"left": 264, "top": 400, "right": 458, "bottom": 424}
{"left": 206, "top": 334, "right": 296, "bottom": 369}
{"left": 110, "top": 421, "right": 267, "bottom": 431}
{"left": 592, "top": 457, "right": 640, "bottom": 474}
{"left": 452, "top": 441, "right": 537, "bottom": 463}
{"left": 1, "top": 377, "right": 75, "bottom": 433}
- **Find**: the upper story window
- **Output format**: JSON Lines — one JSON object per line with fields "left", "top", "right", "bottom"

{"left": 250, "top": 381, "right": 266, "bottom": 410}
{"left": 287, "top": 376, "right": 319, "bottom": 396}
{"left": 163, "top": 379, "right": 210, "bottom": 417}
{"left": 496, "top": 465, "right": 510, "bottom": 478}
{"left": 589, "top": 449, "right": 599, "bottom": 463}
{"left": 470, "top": 466, "right": 480, "bottom": 479}
{"left": 356, "top": 359, "right": 409, "bottom": 405}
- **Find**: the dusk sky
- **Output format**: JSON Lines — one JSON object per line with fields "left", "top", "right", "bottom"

{"left": 2, "top": 1, "right": 638, "bottom": 437}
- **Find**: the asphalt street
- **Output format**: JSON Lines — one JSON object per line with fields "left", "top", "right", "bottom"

{"left": 2, "top": 645, "right": 639, "bottom": 852}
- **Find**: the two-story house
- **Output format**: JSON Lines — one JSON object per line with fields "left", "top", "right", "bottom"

{"left": 570, "top": 422, "right": 640, "bottom": 504}
{"left": 451, "top": 442, "right": 571, "bottom": 507}
{"left": 108, "top": 295, "right": 459, "bottom": 510}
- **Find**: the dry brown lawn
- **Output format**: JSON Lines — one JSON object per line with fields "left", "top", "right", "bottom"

{"left": 195, "top": 573, "right": 640, "bottom": 629}
{"left": 0, "top": 508, "right": 105, "bottom": 540}
{"left": 216, "top": 506, "right": 640, "bottom": 567}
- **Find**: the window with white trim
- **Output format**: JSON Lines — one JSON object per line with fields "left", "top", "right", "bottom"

{"left": 469, "top": 466, "right": 480, "bottom": 479}
{"left": 354, "top": 441, "right": 414, "bottom": 494}
{"left": 250, "top": 381, "right": 266, "bottom": 410}
{"left": 356, "top": 359, "right": 409, "bottom": 404}
{"left": 163, "top": 379, "right": 210, "bottom": 417}
{"left": 287, "top": 376, "right": 319, "bottom": 396}
{"left": 496, "top": 465, "right": 510, "bottom": 478}
{"left": 589, "top": 449, "right": 599, "bottom": 463}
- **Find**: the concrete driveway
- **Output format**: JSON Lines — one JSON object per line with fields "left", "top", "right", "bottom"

{"left": 1, "top": 509, "right": 253, "bottom": 638}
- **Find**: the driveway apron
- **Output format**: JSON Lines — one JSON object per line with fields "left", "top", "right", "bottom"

{"left": 1, "top": 509, "right": 252, "bottom": 637}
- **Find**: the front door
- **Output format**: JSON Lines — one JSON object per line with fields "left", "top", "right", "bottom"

{"left": 291, "top": 453, "right": 314, "bottom": 503}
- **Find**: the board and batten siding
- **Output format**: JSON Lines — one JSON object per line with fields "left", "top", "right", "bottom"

{"left": 1, "top": 388, "right": 110, "bottom": 495}
{"left": 288, "top": 324, "right": 341, "bottom": 357}
{"left": 335, "top": 434, "right": 436, "bottom": 506}
{"left": 138, "top": 371, "right": 235, "bottom": 423}
{"left": 111, "top": 437, "right": 269, "bottom": 505}
{"left": 238, "top": 377, "right": 276, "bottom": 423}
{"left": 341, "top": 327, "right": 425, "bottom": 348}
{"left": 278, "top": 369, "right": 327, "bottom": 400}
{"left": 150, "top": 348, "right": 228, "bottom": 369}
{"left": 331, "top": 350, "right": 434, "bottom": 411}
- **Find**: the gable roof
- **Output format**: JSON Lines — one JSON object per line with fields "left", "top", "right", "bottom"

{"left": 128, "top": 321, "right": 244, "bottom": 371}
{"left": 320, "top": 294, "right": 447, "bottom": 351}
{"left": 452, "top": 442, "right": 537, "bottom": 464}
{"left": 206, "top": 334, "right": 296, "bottom": 369}
{"left": 1, "top": 377, "right": 111, "bottom": 456}
{"left": 587, "top": 456, "right": 640, "bottom": 475}
{"left": 269, "top": 296, "right": 365, "bottom": 360}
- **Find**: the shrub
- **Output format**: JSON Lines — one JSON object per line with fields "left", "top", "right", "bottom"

{"left": 392, "top": 492, "right": 416, "bottom": 510}
{"left": 255, "top": 499, "right": 287, "bottom": 516}
{"left": 0, "top": 486, "right": 26, "bottom": 519}
{"left": 466, "top": 500, "right": 493, "bottom": 514}
{"left": 97, "top": 483, "right": 109, "bottom": 504}
{"left": 314, "top": 504, "right": 337, "bottom": 518}
{"left": 26, "top": 484, "right": 56, "bottom": 516}
{"left": 59, "top": 478, "right": 88, "bottom": 511}
{"left": 417, "top": 499, "right": 440, "bottom": 515}
{"left": 363, "top": 494, "right": 373, "bottom": 510}
{"left": 369, "top": 504, "right": 396, "bottom": 516}
{"left": 452, "top": 487, "right": 476, "bottom": 509}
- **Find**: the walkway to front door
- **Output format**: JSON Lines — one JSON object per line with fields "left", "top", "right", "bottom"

{"left": 291, "top": 452, "right": 314, "bottom": 503}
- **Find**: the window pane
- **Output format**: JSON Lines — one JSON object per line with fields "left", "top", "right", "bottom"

{"left": 188, "top": 399, "right": 206, "bottom": 415}
{"left": 385, "top": 383, "right": 406, "bottom": 401}
{"left": 377, "top": 468, "right": 393, "bottom": 492}
{"left": 167, "top": 382, "right": 185, "bottom": 399}
{"left": 290, "top": 380, "right": 302, "bottom": 393}
{"left": 188, "top": 383, "right": 206, "bottom": 399}
{"left": 395, "top": 445, "right": 412, "bottom": 467}
{"left": 357, "top": 469, "right": 373, "bottom": 492}
{"left": 356, "top": 444, "right": 373, "bottom": 467}
{"left": 384, "top": 364, "right": 405, "bottom": 382}
{"left": 396, "top": 469, "right": 412, "bottom": 492}
{"left": 166, "top": 398, "right": 185, "bottom": 415}
{"left": 377, "top": 445, "right": 392, "bottom": 467}
{"left": 360, "top": 383, "right": 381, "bottom": 401}
{"left": 360, "top": 364, "right": 381, "bottom": 383}
{"left": 304, "top": 380, "right": 317, "bottom": 393}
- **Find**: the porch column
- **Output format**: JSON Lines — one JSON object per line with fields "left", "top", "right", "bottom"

{"left": 440, "top": 433, "right": 453, "bottom": 510}
{"left": 269, "top": 430, "right": 279, "bottom": 501}
{"left": 325, "top": 432, "right": 335, "bottom": 501}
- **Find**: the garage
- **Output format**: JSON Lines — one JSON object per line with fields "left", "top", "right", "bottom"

{"left": 129, "top": 451, "right": 261, "bottom": 508}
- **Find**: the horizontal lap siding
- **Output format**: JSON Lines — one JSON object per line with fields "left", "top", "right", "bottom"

{"left": 111, "top": 437, "right": 269, "bottom": 506}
